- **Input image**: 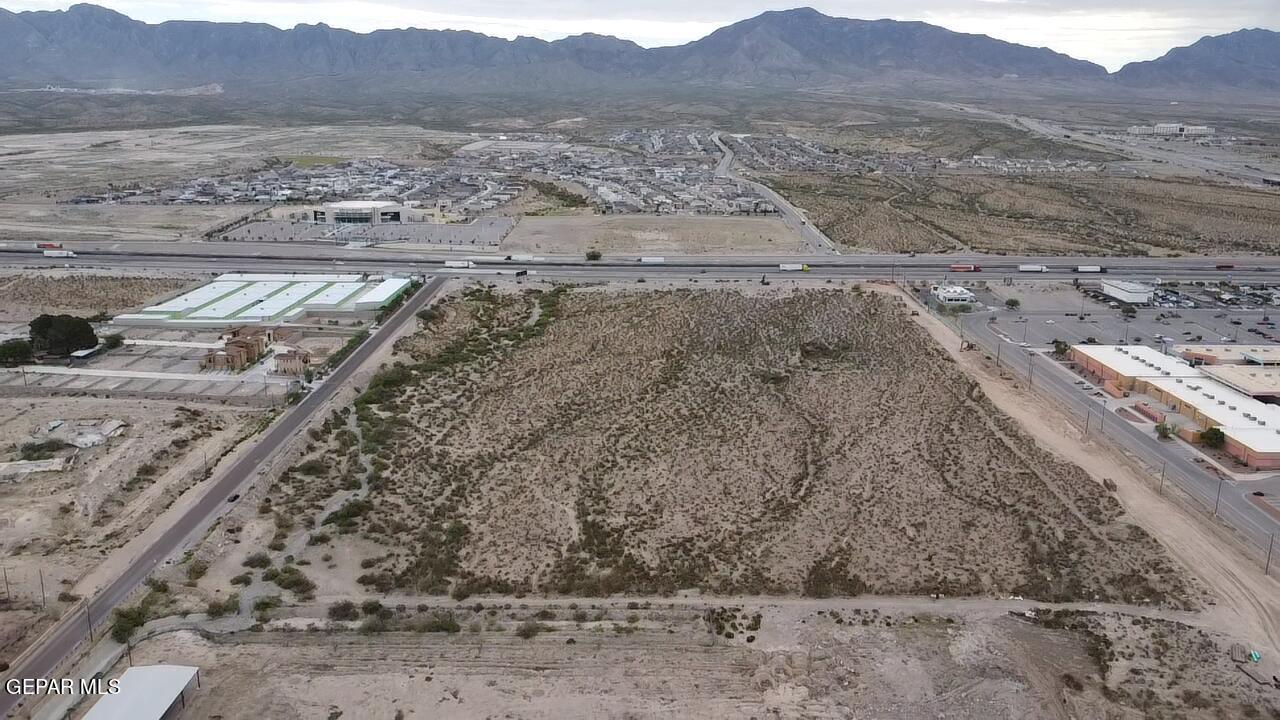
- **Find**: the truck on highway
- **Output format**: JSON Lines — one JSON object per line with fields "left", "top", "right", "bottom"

{"left": 42, "top": 250, "right": 76, "bottom": 258}
{"left": 949, "top": 263, "right": 982, "bottom": 272}
{"left": 443, "top": 260, "right": 476, "bottom": 269}
{"left": 1215, "top": 263, "right": 1236, "bottom": 270}
{"left": 778, "top": 263, "right": 810, "bottom": 272}
{"left": 35, "top": 242, "right": 63, "bottom": 249}
{"left": 639, "top": 257, "right": 666, "bottom": 264}
{"left": 1017, "top": 264, "right": 1049, "bottom": 273}
{"left": 1073, "top": 265, "right": 1106, "bottom": 274}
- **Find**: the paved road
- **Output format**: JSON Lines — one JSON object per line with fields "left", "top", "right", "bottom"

{"left": 0, "top": 277, "right": 448, "bottom": 719}
{"left": 953, "top": 306, "right": 1280, "bottom": 554}
{"left": 711, "top": 132, "right": 837, "bottom": 255}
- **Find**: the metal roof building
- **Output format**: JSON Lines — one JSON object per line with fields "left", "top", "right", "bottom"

{"left": 82, "top": 665, "right": 199, "bottom": 720}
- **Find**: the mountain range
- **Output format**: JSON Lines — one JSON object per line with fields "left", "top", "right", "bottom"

{"left": 0, "top": 4, "right": 1277, "bottom": 94}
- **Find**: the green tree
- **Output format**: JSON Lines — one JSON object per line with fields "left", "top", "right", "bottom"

{"left": 29, "top": 314, "right": 97, "bottom": 356}
{"left": 1121, "top": 305, "right": 1137, "bottom": 318}
{"left": 585, "top": 249, "right": 602, "bottom": 261}
{"left": 0, "top": 338, "right": 32, "bottom": 365}
{"left": 1051, "top": 339, "right": 1070, "bottom": 357}
{"left": 1200, "top": 427, "right": 1226, "bottom": 449}
{"left": 1004, "top": 298, "right": 1021, "bottom": 310}
{"left": 1155, "top": 422, "right": 1176, "bottom": 440}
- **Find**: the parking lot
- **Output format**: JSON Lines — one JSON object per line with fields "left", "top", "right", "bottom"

{"left": 971, "top": 281, "right": 1280, "bottom": 353}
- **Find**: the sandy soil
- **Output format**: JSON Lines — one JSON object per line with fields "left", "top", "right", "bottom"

{"left": 0, "top": 272, "right": 193, "bottom": 321}
{"left": 0, "top": 125, "right": 473, "bottom": 198}
{"left": 102, "top": 596, "right": 1280, "bottom": 720}
{"left": 0, "top": 398, "right": 263, "bottom": 662}
{"left": 259, "top": 286, "right": 1192, "bottom": 607}
{"left": 501, "top": 215, "right": 805, "bottom": 255}
{"left": 0, "top": 202, "right": 250, "bottom": 242}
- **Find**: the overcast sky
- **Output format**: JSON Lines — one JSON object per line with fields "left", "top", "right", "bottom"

{"left": 8, "top": 1, "right": 1279, "bottom": 71}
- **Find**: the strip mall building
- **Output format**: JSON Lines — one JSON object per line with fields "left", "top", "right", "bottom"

{"left": 1070, "top": 344, "right": 1280, "bottom": 469}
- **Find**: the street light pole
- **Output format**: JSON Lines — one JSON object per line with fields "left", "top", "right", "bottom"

{"left": 1214, "top": 477, "right": 1224, "bottom": 516}
{"left": 1159, "top": 461, "right": 1166, "bottom": 495}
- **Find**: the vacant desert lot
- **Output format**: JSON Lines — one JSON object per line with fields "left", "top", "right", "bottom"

{"left": 262, "top": 286, "right": 1189, "bottom": 606}
{"left": 110, "top": 599, "right": 1279, "bottom": 720}
{"left": 0, "top": 398, "right": 263, "bottom": 662}
{"left": 0, "top": 272, "right": 193, "bottom": 321}
{"left": 0, "top": 124, "right": 471, "bottom": 198}
{"left": 501, "top": 215, "right": 805, "bottom": 255}
{"left": 0, "top": 202, "right": 250, "bottom": 242}
{"left": 768, "top": 173, "right": 1280, "bottom": 256}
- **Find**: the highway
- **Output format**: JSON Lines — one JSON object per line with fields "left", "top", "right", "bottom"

{"left": 0, "top": 277, "right": 448, "bottom": 719}
{"left": 954, "top": 308, "right": 1280, "bottom": 554}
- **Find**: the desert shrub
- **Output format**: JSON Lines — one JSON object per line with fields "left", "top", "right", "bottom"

{"left": 242, "top": 552, "right": 272, "bottom": 569}
{"left": 328, "top": 601, "right": 360, "bottom": 621}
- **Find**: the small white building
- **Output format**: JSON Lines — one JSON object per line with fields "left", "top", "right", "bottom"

{"left": 931, "top": 285, "right": 976, "bottom": 305}
{"left": 1101, "top": 279, "right": 1155, "bottom": 305}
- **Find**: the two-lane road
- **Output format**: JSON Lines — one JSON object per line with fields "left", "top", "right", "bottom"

{"left": 0, "top": 277, "right": 448, "bottom": 719}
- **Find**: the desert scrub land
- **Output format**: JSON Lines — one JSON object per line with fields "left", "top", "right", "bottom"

{"left": 767, "top": 173, "right": 1280, "bottom": 256}
{"left": 262, "top": 285, "right": 1194, "bottom": 606}
{"left": 0, "top": 272, "right": 192, "bottom": 320}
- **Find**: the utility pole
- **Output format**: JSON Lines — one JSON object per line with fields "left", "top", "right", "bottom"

{"left": 38, "top": 568, "right": 45, "bottom": 609}
{"left": 1214, "top": 477, "right": 1225, "bottom": 516}
{"left": 1028, "top": 353, "right": 1034, "bottom": 387}
{"left": 1099, "top": 400, "right": 1106, "bottom": 432}
{"left": 996, "top": 342, "right": 1003, "bottom": 368}
{"left": 1266, "top": 534, "right": 1275, "bottom": 577}
{"left": 85, "top": 606, "right": 94, "bottom": 641}
{"left": 1159, "top": 462, "right": 1166, "bottom": 495}
{"left": 2, "top": 566, "right": 8, "bottom": 602}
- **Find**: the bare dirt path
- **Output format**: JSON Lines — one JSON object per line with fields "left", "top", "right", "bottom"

{"left": 897, "top": 286, "right": 1280, "bottom": 656}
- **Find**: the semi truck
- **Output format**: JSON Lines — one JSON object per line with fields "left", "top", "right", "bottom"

{"left": 949, "top": 263, "right": 982, "bottom": 272}
{"left": 1017, "top": 264, "right": 1049, "bottom": 273}
{"left": 778, "top": 263, "right": 810, "bottom": 272}
{"left": 443, "top": 260, "right": 476, "bottom": 269}
{"left": 1073, "top": 265, "right": 1106, "bottom": 274}
{"left": 43, "top": 250, "right": 76, "bottom": 258}
{"left": 35, "top": 242, "right": 62, "bottom": 249}
{"left": 639, "top": 257, "right": 666, "bottom": 264}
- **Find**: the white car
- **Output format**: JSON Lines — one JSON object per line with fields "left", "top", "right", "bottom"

{"left": 1045, "top": 320, "right": 1055, "bottom": 325}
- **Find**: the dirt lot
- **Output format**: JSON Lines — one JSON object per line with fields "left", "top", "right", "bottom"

{"left": 0, "top": 272, "right": 193, "bottom": 321}
{"left": 107, "top": 598, "right": 1279, "bottom": 720}
{"left": 788, "top": 119, "right": 1123, "bottom": 162}
{"left": 0, "top": 398, "right": 264, "bottom": 663}
{"left": 501, "top": 215, "right": 805, "bottom": 255}
{"left": 0, "top": 202, "right": 250, "bottom": 242}
{"left": 0, "top": 125, "right": 472, "bottom": 199}
{"left": 250, "top": 285, "right": 1191, "bottom": 606}
{"left": 767, "top": 173, "right": 1280, "bottom": 256}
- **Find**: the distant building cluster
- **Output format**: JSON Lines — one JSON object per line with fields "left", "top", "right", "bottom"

{"left": 942, "top": 156, "right": 1103, "bottom": 174}
{"left": 1126, "top": 123, "right": 1216, "bottom": 137}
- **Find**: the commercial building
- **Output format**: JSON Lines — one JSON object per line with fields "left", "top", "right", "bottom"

{"left": 931, "top": 285, "right": 976, "bottom": 305}
{"left": 1200, "top": 365, "right": 1280, "bottom": 402}
{"left": 274, "top": 349, "right": 312, "bottom": 376}
{"left": 1071, "top": 344, "right": 1280, "bottom": 468}
{"left": 1100, "top": 279, "right": 1155, "bottom": 305}
{"left": 1127, "top": 123, "right": 1216, "bottom": 137}
{"left": 1174, "top": 344, "right": 1280, "bottom": 366}
{"left": 116, "top": 274, "right": 416, "bottom": 328}
{"left": 311, "top": 200, "right": 411, "bottom": 225}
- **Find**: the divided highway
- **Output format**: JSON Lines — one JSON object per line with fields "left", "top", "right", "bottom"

{"left": 0, "top": 277, "right": 447, "bottom": 719}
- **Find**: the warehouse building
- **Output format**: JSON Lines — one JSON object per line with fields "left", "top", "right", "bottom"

{"left": 1100, "top": 279, "right": 1154, "bottom": 305}
{"left": 1071, "top": 344, "right": 1280, "bottom": 468}
{"left": 115, "top": 273, "right": 415, "bottom": 328}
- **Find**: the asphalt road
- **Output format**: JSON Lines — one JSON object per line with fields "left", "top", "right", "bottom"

{"left": 954, "top": 307, "right": 1280, "bottom": 553}
{"left": 710, "top": 132, "right": 836, "bottom": 255}
{"left": 0, "top": 277, "right": 447, "bottom": 719}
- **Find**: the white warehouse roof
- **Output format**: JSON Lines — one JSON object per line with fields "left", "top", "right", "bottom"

{"left": 355, "top": 278, "right": 411, "bottom": 307}
{"left": 82, "top": 665, "right": 198, "bottom": 720}
{"left": 1071, "top": 345, "right": 1201, "bottom": 379}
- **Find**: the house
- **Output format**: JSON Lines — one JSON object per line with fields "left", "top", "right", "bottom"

{"left": 274, "top": 349, "right": 312, "bottom": 376}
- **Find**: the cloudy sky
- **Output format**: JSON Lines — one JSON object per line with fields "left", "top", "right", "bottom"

{"left": 8, "top": 1, "right": 1279, "bottom": 70}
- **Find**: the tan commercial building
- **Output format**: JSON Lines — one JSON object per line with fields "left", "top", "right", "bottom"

{"left": 1072, "top": 344, "right": 1280, "bottom": 468}
{"left": 1200, "top": 365, "right": 1280, "bottom": 402}
{"left": 1174, "top": 344, "right": 1280, "bottom": 366}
